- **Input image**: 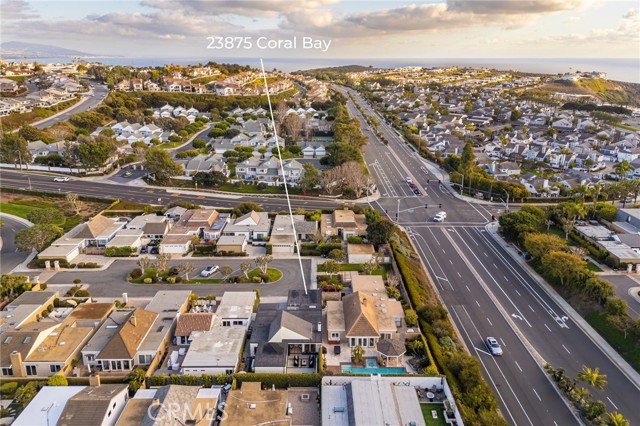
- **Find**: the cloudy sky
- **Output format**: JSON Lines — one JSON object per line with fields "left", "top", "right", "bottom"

{"left": 1, "top": 0, "right": 639, "bottom": 61}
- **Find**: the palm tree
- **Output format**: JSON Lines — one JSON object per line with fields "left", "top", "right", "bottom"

{"left": 570, "top": 386, "right": 590, "bottom": 404}
{"left": 614, "top": 160, "right": 632, "bottom": 181}
{"left": 577, "top": 365, "right": 608, "bottom": 391}
{"left": 604, "top": 412, "right": 630, "bottom": 426}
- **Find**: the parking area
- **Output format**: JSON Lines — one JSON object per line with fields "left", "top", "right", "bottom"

{"left": 44, "top": 258, "right": 312, "bottom": 298}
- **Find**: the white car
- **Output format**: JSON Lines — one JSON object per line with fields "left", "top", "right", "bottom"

{"left": 200, "top": 265, "right": 220, "bottom": 277}
{"left": 405, "top": 177, "right": 413, "bottom": 184}
{"left": 485, "top": 337, "right": 503, "bottom": 356}
{"left": 433, "top": 211, "right": 447, "bottom": 222}
{"left": 53, "top": 177, "right": 70, "bottom": 182}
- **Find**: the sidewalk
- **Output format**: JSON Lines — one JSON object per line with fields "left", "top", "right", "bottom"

{"left": 485, "top": 221, "right": 640, "bottom": 389}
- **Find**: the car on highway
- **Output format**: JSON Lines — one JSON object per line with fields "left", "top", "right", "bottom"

{"left": 405, "top": 177, "right": 413, "bottom": 184}
{"left": 123, "top": 170, "right": 133, "bottom": 177}
{"left": 200, "top": 265, "right": 220, "bottom": 277}
{"left": 433, "top": 211, "right": 447, "bottom": 222}
{"left": 485, "top": 337, "right": 503, "bottom": 356}
{"left": 408, "top": 183, "right": 417, "bottom": 189}
{"left": 413, "top": 189, "right": 421, "bottom": 195}
{"left": 53, "top": 177, "right": 70, "bottom": 182}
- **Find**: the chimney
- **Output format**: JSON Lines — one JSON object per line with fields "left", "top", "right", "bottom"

{"left": 9, "top": 351, "right": 25, "bottom": 377}
{"left": 317, "top": 322, "right": 322, "bottom": 332}
{"left": 122, "top": 293, "right": 128, "bottom": 304}
{"left": 130, "top": 315, "right": 137, "bottom": 327}
{"left": 89, "top": 373, "right": 101, "bottom": 387}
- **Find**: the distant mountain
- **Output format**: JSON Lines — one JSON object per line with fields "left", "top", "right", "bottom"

{"left": 538, "top": 78, "right": 640, "bottom": 107}
{"left": 0, "top": 41, "right": 96, "bottom": 58}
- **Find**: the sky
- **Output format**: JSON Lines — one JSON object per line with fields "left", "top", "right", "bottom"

{"left": 1, "top": 0, "right": 639, "bottom": 61}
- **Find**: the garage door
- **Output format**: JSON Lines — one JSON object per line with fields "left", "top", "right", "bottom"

{"left": 271, "top": 244, "right": 293, "bottom": 254}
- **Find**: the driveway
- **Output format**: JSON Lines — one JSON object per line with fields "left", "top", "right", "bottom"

{"left": 0, "top": 215, "right": 33, "bottom": 273}
{"left": 44, "top": 258, "right": 311, "bottom": 298}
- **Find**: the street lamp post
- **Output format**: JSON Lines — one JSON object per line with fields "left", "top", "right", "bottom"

{"left": 15, "top": 150, "right": 23, "bottom": 170}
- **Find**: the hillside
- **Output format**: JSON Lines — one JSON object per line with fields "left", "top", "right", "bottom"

{"left": 539, "top": 78, "right": 640, "bottom": 107}
{"left": 0, "top": 41, "right": 96, "bottom": 57}
{"left": 296, "top": 65, "right": 378, "bottom": 75}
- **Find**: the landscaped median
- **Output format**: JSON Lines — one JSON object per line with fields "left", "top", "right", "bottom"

{"left": 128, "top": 265, "right": 282, "bottom": 285}
{"left": 390, "top": 229, "right": 509, "bottom": 426}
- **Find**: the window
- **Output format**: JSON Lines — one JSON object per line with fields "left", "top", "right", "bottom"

{"left": 369, "top": 338, "right": 375, "bottom": 347}
{"left": 50, "top": 364, "right": 61, "bottom": 373}
{"left": 26, "top": 365, "right": 37, "bottom": 376}
{"left": 225, "top": 369, "right": 233, "bottom": 375}
{"left": 233, "top": 320, "right": 243, "bottom": 326}
{"left": 138, "top": 355, "right": 146, "bottom": 364}
{"left": 1, "top": 367, "right": 13, "bottom": 376}
{"left": 3, "top": 336, "right": 11, "bottom": 344}
{"left": 123, "top": 360, "right": 130, "bottom": 370}
{"left": 222, "top": 321, "right": 230, "bottom": 327}
{"left": 86, "top": 354, "right": 95, "bottom": 362}
{"left": 331, "top": 332, "right": 340, "bottom": 340}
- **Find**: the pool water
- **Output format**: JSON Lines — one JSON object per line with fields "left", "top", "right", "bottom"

{"left": 342, "top": 359, "right": 406, "bottom": 375}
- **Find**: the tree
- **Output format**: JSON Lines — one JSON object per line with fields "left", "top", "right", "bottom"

{"left": 220, "top": 265, "right": 233, "bottom": 280}
{"left": 367, "top": 219, "right": 394, "bottom": 247}
{"left": 1, "top": 274, "right": 32, "bottom": 299}
{"left": 297, "top": 163, "right": 320, "bottom": 193}
{"left": 240, "top": 262, "right": 251, "bottom": 279}
{"left": 582, "top": 399, "right": 607, "bottom": 421}
{"left": 137, "top": 256, "right": 151, "bottom": 270}
{"left": 0, "top": 133, "right": 31, "bottom": 165}
{"left": 351, "top": 344, "right": 364, "bottom": 364}
{"left": 193, "top": 171, "right": 227, "bottom": 188}
{"left": 323, "top": 260, "right": 341, "bottom": 276}
{"left": 338, "top": 161, "right": 368, "bottom": 198}
{"left": 328, "top": 249, "right": 346, "bottom": 262}
{"left": 614, "top": 160, "right": 632, "bottom": 180}
{"left": 321, "top": 142, "right": 360, "bottom": 166}
{"left": 364, "top": 206, "right": 381, "bottom": 225}
{"left": 65, "top": 193, "right": 83, "bottom": 215}
{"left": 76, "top": 136, "right": 117, "bottom": 170}
{"left": 14, "top": 382, "right": 38, "bottom": 407}
{"left": 27, "top": 208, "right": 64, "bottom": 225}
{"left": 282, "top": 113, "right": 302, "bottom": 143}
{"left": 192, "top": 138, "right": 206, "bottom": 149}
{"left": 233, "top": 202, "right": 264, "bottom": 217}
{"left": 577, "top": 365, "right": 608, "bottom": 391}
{"left": 603, "top": 412, "right": 630, "bottom": 426}
{"left": 127, "top": 368, "right": 147, "bottom": 394}
{"left": 47, "top": 374, "right": 68, "bottom": 386}
{"left": 405, "top": 309, "right": 418, "bottom": 326}
{"left": 255, "top": 254, "right": 273, "bottom": 274}
{"left": 144, "top": 147, "right": 183, "bottom": 182}
{"left": 459, "top": 140, "right": 477, "bottom": 176}
{"left": 523, "top": 233, "right": 565, "bottom": 260}
{"left": 15, "top": 224, "right": 63, "bottom": 252}
{"left": 604, "top": 297, "right": 628, "bottom": 316}
{"left": 154, "top": 253, "right": 171, "bottom": 276}
{"left": 541, "top": 251, "right": 586, "bottom": 287}
{"left": 178, "top": 262, "right": 196, "bottom": 281}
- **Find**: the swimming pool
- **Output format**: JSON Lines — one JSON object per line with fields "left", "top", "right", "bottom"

{"left": 342, "top": 359, "right": 406, "bottom": 375}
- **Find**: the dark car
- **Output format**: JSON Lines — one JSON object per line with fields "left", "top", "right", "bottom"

{"left": 140, "top": 245, "right": 147, "bottom": 254}
{"left": 150, "top": 246, "right": 159, "bottom": 255}
{"left": 409, "top": 183, "right": 417, "bottom": 189}
{"left": 414, "top": 189, "right": 421, "bottom": 195}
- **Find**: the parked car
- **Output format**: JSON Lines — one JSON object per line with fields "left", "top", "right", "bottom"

{"left": 123, "top": 170, "right": 133, "bottom": 177}
{"left": 485, "top": 337, "right": 503, "bottom": 356}
{"left": 433, "top": 211, "right": 447, "bottom": 222}
{"left": 149, "top": 246, "right": 159, "bottom": 255}
{"left": 405, "top": 176, "right": 413, "bottom": 184}
{"left": 140, "top": 245, "right": 147, "bottom": 254}
{"left": 53, "top": 177, "right": 70, "bottom": 182}
{"left": 200, "top": 265, "right": 220, "bottom": 277}
{"left": 413, "top": 189, "right": 421, "bottom": 195}
{"left": 409, "top": 183, "right": 417, "bottom": 189}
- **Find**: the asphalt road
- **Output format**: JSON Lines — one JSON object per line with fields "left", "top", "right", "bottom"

{"left": 0, "top": 215, "right": 32, "bottom": 273}
{"left": 601, "top": 274, "right": 640, "bottom": 319}
{"left": 33, "top": 82, "right": 109, "bottom": 130}
{"left": 44, "top": 258, "right": 310, "bottom": 298}
{"left": 0, "top": 170, "right": 342, "bottom": 211}
{"left": 340, "top": 86, "right": 640, "bottom": 425}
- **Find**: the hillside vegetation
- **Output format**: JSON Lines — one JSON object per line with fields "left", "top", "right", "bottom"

{"left": 539, "top": 78, "right": 640, "bottom": 107}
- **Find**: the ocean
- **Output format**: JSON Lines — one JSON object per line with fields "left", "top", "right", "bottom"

{"left": 3, "top": 56, "right": 638, "bottom": 83}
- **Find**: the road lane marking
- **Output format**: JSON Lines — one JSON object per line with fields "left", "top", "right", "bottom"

{"left": 457, "top": 272, "right": 462, "bottom": 278}
{"left": 483, "top": 252, "right": 488, "bottom": 257}
{"left": 528, "top": 305, "right": 535, "bottom": 312}
{"left": 606, "top": 397, "right": 618, "bottom": 410}
{"left": 544, "top": 324, "right": 552, "bottom": 332}
{"left": 476, "top": 300, "right": 481, "bottom": 307}
{"left": 466, "top": 285, "right": 471, "bottom": 292}
{"left": 515, "top": 361, "right": 523, "bottom": 372}
{"left": 442, "top": 248, "right": 446, "bottom": 254}
{"left": 449, "top": 259, "right": 453, "bottom": 265}
{"left": 515, "top": 289, "right": 521, "bottom": 296}
{"left": 493, "top": 263, "right": 497, "bottom": 268}
{"left": 562, "top": 344, "right": 571, "bottom": 354}
{"left": 532, "top": 388, "right": 542, "bottom": 402}
{"left": 499, "top": 337, "right": 506, "bottom": 347}
{"left": 487, "top": 317, "right": 493, "bottom": 326}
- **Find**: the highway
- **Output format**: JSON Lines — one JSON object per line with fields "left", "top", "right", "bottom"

{"left": 339, "top": 86, "right": 640, "bottom": 425}
{"left": 0, "top": 169, "right": 341, "bottom": 212}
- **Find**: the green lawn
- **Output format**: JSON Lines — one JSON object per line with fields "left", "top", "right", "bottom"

{"left": 420, "top": 403, "right": 447, "bottom": 426}
{"left": 585, "top": 261, "right": 604, "bottom": 272}
{"left": 586, "top": 312, "right": 640, "bottom": 372}
{"left": 0, "top": 203, "right": 38, "bottom": 219}
{"left": 185, "top": 278, "right": 224, "bottom": 284}
{"left": 317, "top": 262, "right": 392, "bottom": 278}
{"left": 247, "top": 267, "right": 282, "bottom": 283}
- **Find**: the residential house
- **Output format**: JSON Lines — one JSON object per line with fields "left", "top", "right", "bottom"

{"left": 0, "top": 290, "right": 59, "bottom": 334}
{"left": 220, "top": 382, "right": 291, "bottom": 426}
{"left": 249, "top": 290, "right": 322, "bottom": 373}
{"left": 326, "top": 276, "right": 405, "bottom": 350}
{"left": 27, "top": 140, "right": 50, "bottom": 158}
{"left": 320, "top": 209, "right": 368, "bottom": 240}
{"left": 0, "top": 77, "right": 19, "bottom": 93}
{"left": 180, "top": 326, "right": 245, "bottom": 376}
{"left": 174, "top": 313, "right": 215, "bottom": 346}
{"left": 215, "top": 235, "right": 247, "bottom": 254}
{"left": 1, "top": 302, "right": 114, "bottom": 378}
{"left": 135, "top": 291, "right": 191, "bottom": 368}
{"left": 346, "top": 244, "right": 377, "bottom": 264}
{"left": 160, "top": 209, "right": 219, "bottom": 255}
{"left": 202, "top": 212, "right": 230, "bottom": 241}
{"left": 223, "top": 211, "right": 271, "bottom": 244}
{"left": 215, "top": 291, "right": 256, "bottom": 328}
{"left": 269, "top": 214, "right": 318, "bottom": 254}
{"left": 13, "top": 381, "right": 129, "bottom": 426}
